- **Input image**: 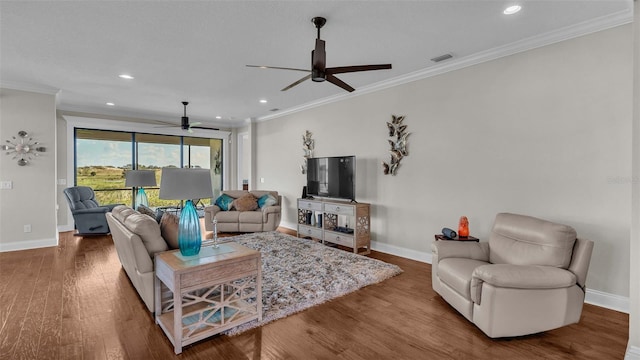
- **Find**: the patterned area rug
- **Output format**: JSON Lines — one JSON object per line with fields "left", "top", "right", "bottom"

{"left": 222, "top": 231, "right": 403, "bottom": 335}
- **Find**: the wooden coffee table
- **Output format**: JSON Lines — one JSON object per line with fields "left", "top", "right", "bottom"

{"left": 154, "top": 242, "right": 262, "bottom": 354}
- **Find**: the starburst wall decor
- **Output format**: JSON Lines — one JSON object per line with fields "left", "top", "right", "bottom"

{"left": 2, "top": 131, "right": 46, "bottom": 166}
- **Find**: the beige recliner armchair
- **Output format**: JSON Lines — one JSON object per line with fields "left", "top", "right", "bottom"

{"left": 432, "top": 213, "right": 594, "bottom": 338}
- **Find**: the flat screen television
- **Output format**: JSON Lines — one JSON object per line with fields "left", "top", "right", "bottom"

{"left": 306, "top": 156, "right": 355, "bottom": 201}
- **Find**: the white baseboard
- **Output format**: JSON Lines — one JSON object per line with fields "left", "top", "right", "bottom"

{"left": 276, "top": 225, "right": 631, "bottom": 314}
{"left": 57, "top": 224, "right": 75, "bottom": 232}
{"left": 371, "top": 240, "right": 433, "bottom": 264}
{"left": 585, "top": 288, "right": 629, "bottom": 313}
{"left": 0, "top": 237, "right": 58, "bottom": 252}
{"left": 626, "top": 345, "right": 640, "bottom": 360}
{"left": 370, "top": 241, "right": 629, "bottom": 314}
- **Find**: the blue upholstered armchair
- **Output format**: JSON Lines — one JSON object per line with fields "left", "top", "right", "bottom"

{"left": 63, "top": 186, "right": 121, "bottom": 235}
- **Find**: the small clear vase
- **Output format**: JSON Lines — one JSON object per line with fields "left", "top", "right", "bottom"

{"left": 212, "top": 218, "right": 219, "bottom": 248}
{"left": 178, "top": 200, "right": 201, "bottom": 256}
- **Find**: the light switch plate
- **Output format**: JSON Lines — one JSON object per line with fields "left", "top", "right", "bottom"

{"left": 0, "top": 181, "right": 12, "bottom": 190}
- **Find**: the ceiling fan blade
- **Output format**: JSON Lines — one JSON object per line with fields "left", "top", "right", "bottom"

{"left": 246, "top": 65, "right": 310, "bottom": 73}
{"left": 326, "top": 74, "right": 355, "bottom": 92}
{"left": 281, "top": 74, "right": 312, "bottom": 91}
{"left": 312, "top": 39, "right": 326, "bottom": 70}
{"left": 191, "top": 125, "right": 220, "bottom": 131}
{"left": 188, "top": 128, "right": 194, "bottom": 134}
{"left": 326, "top": 64, "right": 392, "bottom": 75}
{"left": 190, "top": 122, "right": 202, "bottom": 127}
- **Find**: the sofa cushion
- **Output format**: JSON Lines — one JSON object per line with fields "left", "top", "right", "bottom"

{"left": 233, "top": 193, "right": 258, "bottom": 212}
{"left": 159, "top": 212, "right": 180, "bottom": 250}
{"left": 258, "top": 193, "right": 277, "bottom": 208}
{"left": 215, "top": 194, "right": 235, "bottom": 211}
{"left": 215, "top": 210, "right": 240, "bottom": 223}
{"left": 112, "top": 205, "right": 137, "bottom": 223}
{"left": 239, "top": 211, "right": 263, "bottom": 224}
{"left": 224, "top": 190, "right": 249, "bottom": 199}
{"left": 489, "top": 213, "right": 577, "bottom": 268}
{"left": 438, "top": 258, "right": 490, "bottom": 299}
{"left": 124, "top": 213, "right": 168, "bottom": 256}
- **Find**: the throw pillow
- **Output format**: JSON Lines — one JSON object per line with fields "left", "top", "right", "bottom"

{"left": 155, "top": 209, "right": 165, "bottom": 224}
{"left": 215, "top": 194, "right": 235, "bottom": 211}
{"left": 159, "top": 212, "right": 180, "bottom": 250}
{"left": 233, "top": 193, "right": 258, "bottom": 212}
{"left": 136, "top": 204, "right": 156, "bottom": 219}
{"left": 257, "top": 194, "right": 277, "bottom": 208}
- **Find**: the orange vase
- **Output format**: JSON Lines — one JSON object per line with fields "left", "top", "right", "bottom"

{"left": 458, "top": 216, "right": 469, "bottom": 238}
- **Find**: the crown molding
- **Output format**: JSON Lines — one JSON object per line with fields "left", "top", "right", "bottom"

{"left": 258, "top": 8, "right": 633, "bottom": 123}
{"left": 0, "top": 80, "right": 60, "bottom": 95}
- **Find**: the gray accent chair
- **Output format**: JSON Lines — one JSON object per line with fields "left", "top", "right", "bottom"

{"left": 63, "top": 186, "right": 121, "bottom": 235}
{"left": 432, "top": 213, "right": 594, "bottom": 338}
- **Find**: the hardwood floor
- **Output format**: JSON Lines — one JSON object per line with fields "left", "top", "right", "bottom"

{"left": 0, "top": 229, "right": 629, "bottom": 359}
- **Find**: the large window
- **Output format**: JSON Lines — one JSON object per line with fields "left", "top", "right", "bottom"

{"left": 76, "top": 129, "right": 133, "bottom": 206}
{"left": 75, "top": 129, "right": 223, "bottom": 208}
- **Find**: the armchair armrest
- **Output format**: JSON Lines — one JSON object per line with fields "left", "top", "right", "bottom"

{"left": 262, "top": 205, "right": 281, "bottom": 221}
{"left": 432, "top": 241, "right": 489, "bottom": 263}
{"left": 204, "top": 205, "right": 222, "bottom": 231}
{"left": 470, "top": 264, "right": 577, "bottom": 304}
{"left": 71, "top": 207, "right": 110, "bottom": 215}
{"left": 104, "top": 203, "right": 123, "bottom": 212}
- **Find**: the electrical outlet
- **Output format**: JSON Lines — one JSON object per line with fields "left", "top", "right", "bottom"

{"left": 24, "top": 224, "right": 32, "bottom": 233}
{"left": 0, "top": 181, "right": 12, "bottom": 189}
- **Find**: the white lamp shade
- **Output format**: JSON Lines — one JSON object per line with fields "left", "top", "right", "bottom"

{"left": 125, "top": 170, "right": 157, "bottom": 187}
{"left": 159, "top": 167, "right": 214, "bottom": 200}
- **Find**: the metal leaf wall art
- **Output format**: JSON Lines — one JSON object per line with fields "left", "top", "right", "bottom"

{"left": 382, "top": 115, "right": 410, "bottom": 176}
{"left": 301, "top": 130, "right": 314, "bottom": 174}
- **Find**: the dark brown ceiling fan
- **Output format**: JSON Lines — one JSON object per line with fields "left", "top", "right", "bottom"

{"left": 156, "top": 102, "right": 219, "bottom": 133}
{"left": 247, "top": 17, "right": 392, "bottom": 92}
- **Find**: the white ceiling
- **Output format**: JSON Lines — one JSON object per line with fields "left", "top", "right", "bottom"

{"left": 0, "top": 1, "right": 633, "bottom": 128}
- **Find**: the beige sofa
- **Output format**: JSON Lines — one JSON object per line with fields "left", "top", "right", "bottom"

{"left": 432, "top": 213, "right": 594, "bottom": 338}
{"left": 106, "top": 206, "right": 170, "bottom": 312}
{"left": 204, "top": 190, "right": 282, "bottom": 233}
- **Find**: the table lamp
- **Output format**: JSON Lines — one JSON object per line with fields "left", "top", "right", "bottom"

{"left": 159, "top": 167, "right": 213, "bottom": 256}
{"left": 125, "top": 170, "right": 157, "bottom": 208}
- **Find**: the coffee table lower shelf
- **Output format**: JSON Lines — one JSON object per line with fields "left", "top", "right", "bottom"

{"left": 156, "top": 301, "right": 259, "bottom": 351}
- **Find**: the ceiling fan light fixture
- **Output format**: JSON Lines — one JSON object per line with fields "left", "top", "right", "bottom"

{"left": 504, "top": 5, "right": 522, "bottom": 15}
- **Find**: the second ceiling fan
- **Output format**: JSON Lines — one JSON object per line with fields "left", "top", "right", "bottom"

{"left": 247, "top": 17, "right": 392, "bottom": 93}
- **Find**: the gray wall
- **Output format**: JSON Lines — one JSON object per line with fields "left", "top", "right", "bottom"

{"left": 0, "top": 88, "right": 58, "bottom": 250}
{"left": 254, "top": 25, "right": 633, "bottom": 299}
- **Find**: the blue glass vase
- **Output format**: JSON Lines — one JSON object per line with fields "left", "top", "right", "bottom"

{"left": 178, "top": 200, "right": 202, "bottom": 256}
{"left": 135, "top": 187, "right": 149, "bottom": 208}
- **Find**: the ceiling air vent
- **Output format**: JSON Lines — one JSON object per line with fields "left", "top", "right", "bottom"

{"left": 430, "top": 53, "right": 453, "bottom": 63}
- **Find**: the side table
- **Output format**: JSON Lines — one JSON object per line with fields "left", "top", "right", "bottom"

{"left": 434, "top": 234, "right": 480, "bottom": 242}
{"left": 154, "top": 242, "right": 262, "bottom": 354}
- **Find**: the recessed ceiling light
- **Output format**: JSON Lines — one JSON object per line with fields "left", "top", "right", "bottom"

{"left": 503, "top": 5, "right": 521, "bottom": 15}
{"left": 259, "top": 99, "right": 268, "bottom": 104}
{"left": 215, "top": 116, "right": 222, "bottom": 119}
{"left": 106, "top": 102, "right": 115, "bottom": 106}
{"left": 118, "top": 74, "right": 134, "bottom": 80}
